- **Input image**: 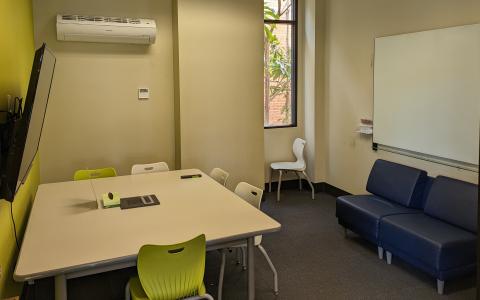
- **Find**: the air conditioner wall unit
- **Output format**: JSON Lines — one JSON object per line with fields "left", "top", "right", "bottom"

{"left": 56, "top": 14, "right": 156, "bottom": 45}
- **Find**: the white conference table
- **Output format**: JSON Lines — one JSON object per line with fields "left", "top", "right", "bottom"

{"left": 15, "top": 169, "right": 281, "bottom": 300}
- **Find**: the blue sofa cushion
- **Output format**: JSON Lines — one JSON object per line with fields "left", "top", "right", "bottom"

{"left": 419, "top": 176, "right": 435, "bottom": 208}
{"left": 379, "top": 213, "right": 476, "bottom": 280}
{"left": 366, "top": 159, "right": 427, "bottom": 208}
{"left": 424, "top": 176, "right": 478, "bottom": 233}
{"left": 336, "top": 195, "right": 421, "bottom": 243}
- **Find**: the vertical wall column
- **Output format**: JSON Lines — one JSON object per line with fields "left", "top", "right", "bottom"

{"left": 303, "top": 0, "right": 327, "bottom": 183}
{"left": 174, "top": 0, "right": 265, "bottom": 189}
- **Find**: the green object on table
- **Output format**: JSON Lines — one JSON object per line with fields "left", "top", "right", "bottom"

{"left": 102, "top": 192, "right": 120, "bottom": 208}
{"left": 127, "top": 234, "right": 211, "bottom": 300}
{"left": 73, "top": 167, "right": 117, "bottom": 181}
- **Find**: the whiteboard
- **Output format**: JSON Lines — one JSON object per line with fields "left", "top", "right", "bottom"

{"left": 373, "top": 24, "right": 480, "bottom": 166}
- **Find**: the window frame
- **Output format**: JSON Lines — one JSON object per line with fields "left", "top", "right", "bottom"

{"left": 263, "top": 0, "right": 298, "bottom": 129}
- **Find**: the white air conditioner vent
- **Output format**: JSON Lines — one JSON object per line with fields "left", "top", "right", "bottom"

{"left": 56, "top": 14, "right": 156, "bottom": 45}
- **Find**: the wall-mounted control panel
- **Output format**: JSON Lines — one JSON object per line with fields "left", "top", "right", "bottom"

{"left": 138, "top": 88, "right": 150, "bottom": 100}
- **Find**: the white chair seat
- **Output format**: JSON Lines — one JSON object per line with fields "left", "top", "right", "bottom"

{"left": 269, "top": 138, "right": 315, "bottom": 201}
{"left": 270, "top": 161, "right": 305, "bottom": 171}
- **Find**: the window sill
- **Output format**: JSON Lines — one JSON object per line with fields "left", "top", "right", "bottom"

{"left": 264, "top": 124, "right": 297, "bottom": 129}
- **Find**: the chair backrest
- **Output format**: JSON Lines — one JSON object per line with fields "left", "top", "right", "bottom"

{"left": 137, "top": 234, "right": 207, "bottom": 300}
{"left": 366, "top": 159, "right": 428, "bottom": 209}
{"left": 234, "top": 182, "right": 263, "bottom": 209}
{"left": 73, "top": 167, "right": 117, "bottom": 181}
{"left": 209, "top": 168, "right": 229, "bottom": 186}
{"left": 131, "top": 162, "right": 169, "bottom": 175}
{"left": 293, "top": 138, "right": 306, "bottom": 167}
{"left": 235, "top": 182, "right": 264, "bottom": 245}
{"left": 424, "top": 176, "right": 478, "bottom": 233}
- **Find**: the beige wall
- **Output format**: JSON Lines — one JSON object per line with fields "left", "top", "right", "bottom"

{"left": 308, "top": 0, "right": 327, "bottom": 183}
{"left": 300, "top": 0, "right": 316, "bottom": 182}
{"left": 323, "top": 0, "right": 480, "bottom": 194}
{"left": 176, "top": 0, "right": 265, "bottom": 189}
{"left": 32, "top": 0, "right": 478, "bottom": 191}
{"left": 33, "top": 0, "right": 176, "bottom": 183}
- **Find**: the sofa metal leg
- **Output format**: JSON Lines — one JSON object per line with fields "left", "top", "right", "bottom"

{"left": 377, "top": 247, "right": 384, "bottom": 260}
{"left": 386, "top": 251, "right": 392, "bottom": 265}
{"left": 437, "top": 279, "right": 445, "bottom": 295}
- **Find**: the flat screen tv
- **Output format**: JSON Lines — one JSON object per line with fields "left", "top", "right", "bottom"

{"left": 0, "top": 44, "right": 55, "bottom": 201}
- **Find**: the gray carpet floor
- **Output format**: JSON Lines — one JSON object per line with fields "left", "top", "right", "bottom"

{"left": 25, "top": 190, "right": 476, "bottom": 299}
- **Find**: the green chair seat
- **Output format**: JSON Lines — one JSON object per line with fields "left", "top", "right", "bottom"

{"left": 129, "top": 277, "right": 207, "bottom": 300}
{"left": 73, "top": 167, "right": 117, "bottom": 181}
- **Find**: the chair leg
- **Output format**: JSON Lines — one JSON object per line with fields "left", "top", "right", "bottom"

{"left": 269, "top": 168, "right": 273, "bottom": 193}
{"left": 240, "top": 246, "right": 247, "bottom": 270}
{"left": 296, "top": 171, "right": 302, "bottom": 190}
{"left": 235, "top": 248, "right": 240, "bottom": 265}
{"left": 258, "top": 245, "right": 279, "bottom": 295}
{"left": 277, "top": 170, "right": 283, "bottom": 202}
{"left": 386, "top": 251, "right": 392, "bottom": 265}
{"left": 125, "top": 281, "right": 131, "bottom": 300}
{"left": 437, "top": 279, "right": 445, "bottom": 295}
{"left": 218, "top": 250, "right": 227, "bottom": 300}
{"left": 377, "top": 246, "right": 384, "bottom": 260}
{"left": 302, "top": 171, "right": 315, "bottom": 200}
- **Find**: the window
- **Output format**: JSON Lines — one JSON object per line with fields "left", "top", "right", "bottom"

{"left": 264, "top": 0, "right": 297, "bottom": 128}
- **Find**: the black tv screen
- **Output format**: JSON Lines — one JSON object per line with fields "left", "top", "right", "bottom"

{"left": 0, "top": 44, "right": 55, "bottom": 201}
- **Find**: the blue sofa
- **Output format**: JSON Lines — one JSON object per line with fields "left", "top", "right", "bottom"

{"left": 336, "top": 159, "right": 428, "bottom": 245}
{"left": 380, "top": 176, "right": 477, "bottom": 294}
{"left": 336, "top": 159, "right": 478, "bottom": 294}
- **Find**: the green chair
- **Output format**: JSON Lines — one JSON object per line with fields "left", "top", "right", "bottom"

{"left": 73, "top": 167, "right": 117, "bottom": 181}
{"left": 126, "top": 234, "right": 213, "bottom": 300}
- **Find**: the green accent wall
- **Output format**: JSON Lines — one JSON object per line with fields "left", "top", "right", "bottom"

{"left": 0, "top": 0, "right": 38, "bottom": 298}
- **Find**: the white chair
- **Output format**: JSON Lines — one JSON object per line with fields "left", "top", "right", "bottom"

{"left": 217, "top": 182, "right": 278, "bottom": 300}
{"left": 209, "top": 168, "right": 229, "bottom": 186}
{"left": 269, "top": 138, "right": 315, "bottom": 201}
{"left": 131, "top": 162, "right": 169, "bottom": 175}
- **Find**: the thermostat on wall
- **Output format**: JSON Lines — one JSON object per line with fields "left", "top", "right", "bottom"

{"left": 138, "top": 88, "right": 150, "bottom": 100}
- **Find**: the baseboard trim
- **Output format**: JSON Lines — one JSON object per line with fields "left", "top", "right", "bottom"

{"left": 264, "top": 180, "right": 351, "bottom": 198}
{"left": 265, "top": 179, "right": 310, "bottom": 191}
{"left": 321, "top": 183, "right": 351, "bottom": 197}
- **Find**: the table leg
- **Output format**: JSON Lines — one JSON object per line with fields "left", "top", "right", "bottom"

{"left": 247, "top": 237, "right": 255, "bottom": 300}
{"left": 55, "top": 274, "right": 67, "bottom": 300}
